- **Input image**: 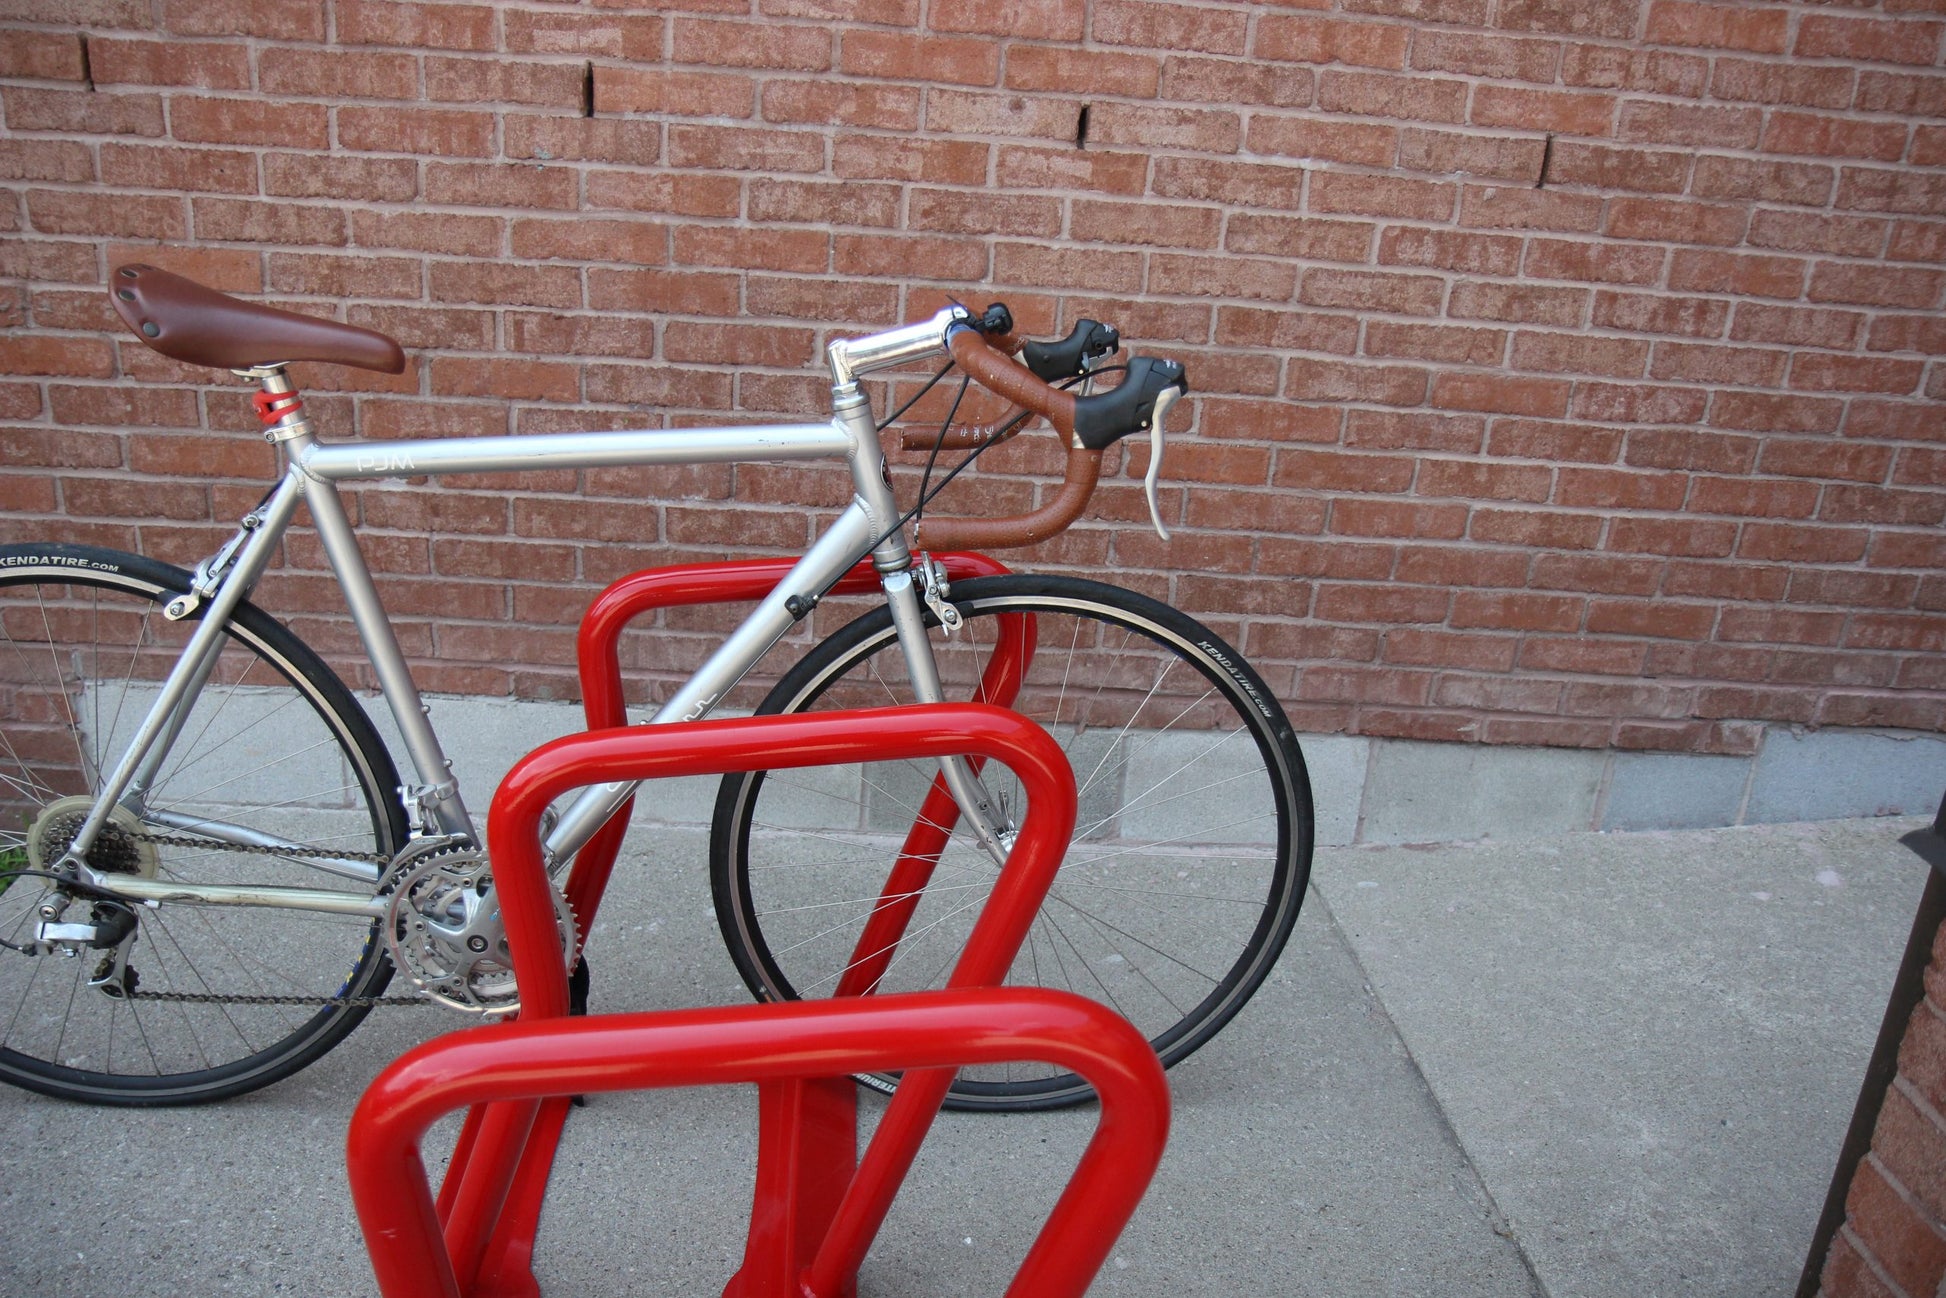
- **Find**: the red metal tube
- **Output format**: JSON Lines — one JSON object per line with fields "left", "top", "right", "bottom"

{"left": 567, "top": 552, "right": 1013, "bottom": 932}
{"left": 348, "top": 989, "right": 1168, "bottom": 1298}
{"left": 437, "top": 703, "right": 1077, "bottom": 1290}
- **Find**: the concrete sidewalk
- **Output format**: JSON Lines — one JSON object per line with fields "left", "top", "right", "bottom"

{"left": 0, "top": 815, "right": 1927, "bottom": 1297}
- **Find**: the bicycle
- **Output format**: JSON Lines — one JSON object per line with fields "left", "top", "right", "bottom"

{"left": 0, "top": 263, "right": 1315, "bottom": 1109}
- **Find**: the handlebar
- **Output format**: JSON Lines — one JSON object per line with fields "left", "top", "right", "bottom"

{"left": 897, "top": 305, "right": 1187, "bottom": 551}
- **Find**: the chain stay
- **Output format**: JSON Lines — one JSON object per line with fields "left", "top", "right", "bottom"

{"left": 112, "top": 827, "right": 412, "bottom": 1007}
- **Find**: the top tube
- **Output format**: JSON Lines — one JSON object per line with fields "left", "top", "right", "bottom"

{"left": 298, "top": 422, "right": 852, "bottom": 484}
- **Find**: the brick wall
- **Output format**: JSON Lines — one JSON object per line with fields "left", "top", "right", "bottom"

{"left": 1818, "top": 904, "right": 1946, "bottom": 1298}
{"left": 1, "top": 0, "right": 1942, "bottom": 753}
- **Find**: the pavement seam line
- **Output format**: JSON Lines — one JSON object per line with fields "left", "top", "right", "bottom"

{"left": 1310, "top": 882, "right": 1557, "bottom": 1298}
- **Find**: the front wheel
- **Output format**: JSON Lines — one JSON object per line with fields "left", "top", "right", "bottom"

{"left": 0, "top": 543, "right": 408, "bottom": 1105}
{"left": 710, "top": 574, "right": 1313, "bottom": 1110}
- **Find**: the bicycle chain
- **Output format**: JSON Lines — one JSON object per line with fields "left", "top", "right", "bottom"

{"left": 78, "top": 824, "right": 419, "bottom": 1009}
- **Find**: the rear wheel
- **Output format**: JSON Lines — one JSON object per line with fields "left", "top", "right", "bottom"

{"left": 710, "top": 574, "right": 1313, "bottom": 1110}
{"left": 0, "top": 543, "right": 407, "bottom": 1105}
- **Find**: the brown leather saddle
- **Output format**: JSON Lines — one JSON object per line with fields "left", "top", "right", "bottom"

{"left": 109, "top": 264, "right": 406, "bottom": 374}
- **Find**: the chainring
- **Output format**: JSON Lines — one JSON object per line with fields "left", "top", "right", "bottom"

{"left": 382, "top": 841, "right": 576, "bottom": 1016}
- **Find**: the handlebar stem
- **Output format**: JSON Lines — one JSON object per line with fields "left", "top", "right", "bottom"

{"left": 827, "top": 305, "right": 970, "bottom": 388}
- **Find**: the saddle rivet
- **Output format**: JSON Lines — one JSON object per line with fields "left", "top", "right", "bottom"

{"left": 140, "top": 321, "right": 159, "bottom": 337}
{"left": 117, "top": 289, "right": 135, "bottom": 302}
{"left": 118, "top": 266, "right": 139, "bottom": 278}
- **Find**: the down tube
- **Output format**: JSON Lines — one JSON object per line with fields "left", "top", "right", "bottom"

{"left": 540, "top": 500, "right": 885, "bottom": 863}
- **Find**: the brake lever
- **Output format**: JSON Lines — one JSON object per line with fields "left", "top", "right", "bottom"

{"left": 1144, "top": 387, "right": 1177, "bottom": 542}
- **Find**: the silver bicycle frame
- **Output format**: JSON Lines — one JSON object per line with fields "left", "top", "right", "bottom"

{"left": 67, "top": 307, "right": 1010, "bottom": 918}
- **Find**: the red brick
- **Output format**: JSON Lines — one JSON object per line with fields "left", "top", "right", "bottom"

{"left": 1316, "top": 583, "right": 1453, "bottom": 623}
{"left": 1092, "top": 0, "right": 1248, "bottom": 56}
{"left": 1253, "top": 15, "right": 1408, "bottom": 69}
{"left": 1729, "top": 304, "right": 1862, "bottom": 350}
{"left": 1286, "top": 361, "right": 1427, "bottom": 406}
{"left": 1839, "top": 167, "right": 1946, "bottom": 218}
{"left": 1417, "top": 458, "right": 1552, "bottom": 502}
{"left": 1450, "top": 281, "right": 1588, "bottom": 327}
{"left": 1689, "top": 476, "right": 1820, "bottom": 518}
{"left": 674, "top": 224, "right": 829, "bottom": 273}
{"left": 339, "top": 106, "right": 494, "bottom": 157}
{"left": 1228, "top": 215, "right": 1373, "bottom": 264}
{"left": 1365, "top": 322, "right": 1506, "bottom": 366}
{"left": 1329, "top": 498, "right": 1468, "bottom": 539}
{"left": 1647, "top": 1, "right": 1788, "bottom": 52}
{"left": 1491, "top": 418, "right": 1623, "bottom": 464}
{"left": 1709, "top": 391, "right": 1843, "bottom": 435}
{"left": 1622, "top": 429, "right": 1756, "bottom": 475}
{"left": 1792, "top": 354, "right": 1926, "bottom": 397}
{"left": 1299, "top": 268, "right": 1443, "bottom": 316}
{"left": 1397, "top": 129, "right": 1545, "bottom": 183}
{"left": 1577, "top": 384, "right": 1711, "bottom": 427}
{"left": 1668, "top": 250, "right": 1805, "bottom": 299}
{"left": 593, "top": 69, "right": 754, "bottom": 118}
{"left": 337, "top": 0, "right": 495, "bottom": 50}
{"left": 511, "top": 218, "right": 668, "bottom": 266}
{"left": 1507, "top": 330, "right": 1648, "bottom": 379}
{"left": 1811, "top": 263, "right": 1946, "bottom": 310}
{"left": 1151, "top": 254, "right": 1296, "bottom": 301}
{"left": 504, "top": 116, "right": 662, "bottom": 167}
{"left": 1460, "top": 185, "right": 1604, "bottom": 234}
{"left": 1542, "top": 142, "right": 1690, "bottom": 194}
{"left": 1592, "top": 291, "right": 1727, "bottom": 338}
{"left": 1410, "top": 29, "right": 1558, "bottom": 81}
{"left": 1310, "top": 172, "right": 1455, "bottom": 222}
{"left": 1620, "top": 101, "right": 1762, "bottom": 150}
{"left": 0, "top": 29, "right": 85, "bottom": 79}
{"left": 1709, "top": 58, "right": 1855, "bottom": 109}
{"left": 840, "top": 31, "right": 999, "bottom": 85}
{"left": 1797, "top": 14, "right": 1944, "bottom": 65}
{"left": 1822, "top": 486, "right": 1945, "bottom": 529}
{"left": 1526, "top": 239, "right": 1665, "bottom": 285}
{"left": 1006, "top": 45, "right": 1160, "bottom": 96}
{"left": 1555, "top": 466, "right": 1687, "bottom": 511}
{"left": 1153, "top": 156, "right": 1306, "bottom": 210}
{"left": 1690, "top": 156, "right": 1834, "bottom": 208}
{"left": 1873, "top": 315, "right": 1946, "bottom": 355}
{"left": 1432, "top": 373, "right": 1572, "bottom": 418}
{"left": 1820, "top": 1228, "right": 1906, "bottom": 1298}
{"left": 1738, "top": 523, "right": 1870, "bottom": 564}
{"left": 351, "top": 209, "right": 500, "bottom": 257}
{"left": 164, "top": 0, "right": 323, "bottom": 40}
{"left": 266, "top": 152, "right": 418, "bottom": 202}
{"left": 1161, "top": 55, "right": 1314, "bottom": 108}
{"left": 504, "top": 10, "right": 662, "bottom": 59}
{"left": 29, "top": 189, "right": 185, "bottom": 240}
{"left": 763, "top": 80, "right": 920, "bottom": 130}
{"left": 3, "top": 86, "right": 163, "bottom": 136}
{"left": 1751, "top": 211, "right": 1889, "bottom": 260}
{"left": 1495, "top": 0, "right": 1636, "bottom": 37}
{"left": 1767, "top": 112, "right": 1912, "bottom": 164}
{"left": 1377, "top": 227, "right": 1520, "bottom": 277}
{"left": 89, "top": 38, "right": 250, "bottom": 89}
{"left": 1474, "top": 85, "right": 1616, "bottom": 136}
{"left": 1562, "top": 44, "right": 1707, "bottom": 96}
{"left": 429, "top": 262, "right": 582, "bottom": 309}
{"left": 1318, "top": 70, "right": 1467, "bottom": 123}
{"left": 1089, "top": 103, "right": 1242, "bottom": 153}
{"left": 1218, "top": 306, "right": 1362, "bottom": 355}
{"left": 930, "top": 0, "right": 1084, "bottom": 40}
{"left": 1249, "top": 116, "right": 1397, "bottom": 168}
{"left": 668, "top": 125, "right": 824, "bottom": 173}
{"left": 1608, "top": 516, "right": 1736, "bottom": 557}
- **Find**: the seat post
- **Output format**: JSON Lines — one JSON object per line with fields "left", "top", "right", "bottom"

{"left": 236, "top": 364, "right": 314, "bottom": 449}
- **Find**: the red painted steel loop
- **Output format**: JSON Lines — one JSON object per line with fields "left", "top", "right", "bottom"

{"left": 347, "top": 990, "right": 1169, "bottom": 1298}
{"left": 565, "top": 552, "right": 1014, "bottom": 935}
{"left": 472, "top": 553, "right": 1025, "bottom": 1291}
{"left": 352, "top": 702, "right": 1166, "bottom": 1298}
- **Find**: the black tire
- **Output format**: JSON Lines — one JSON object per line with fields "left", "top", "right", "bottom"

{"left": 0, "top": 543, "right": 407, "bottom": 1105}
{"left": 710, "top": 574, "right": 1313, "bottom": 1110}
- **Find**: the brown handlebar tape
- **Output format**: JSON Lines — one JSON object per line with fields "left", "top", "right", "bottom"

{"left": 946, "top": 327, "right": 1076, "bottom": 440}
{"left": 917, "top": 446, "right": 1104, "bottom": 551}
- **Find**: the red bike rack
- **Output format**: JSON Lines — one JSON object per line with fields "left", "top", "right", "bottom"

{"left": 348, "top": 703, "right": 1169, "bottom": 1298}
{"left": 470, "top": 553, "right": 1033, "bottom": 1278}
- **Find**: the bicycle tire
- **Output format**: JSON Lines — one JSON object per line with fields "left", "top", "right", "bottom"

{"left": 710, "top": 573, "right": 1313, "bottom": 1110}
{"left": 0, "top": 542, "right": 407, "bottom": 1105}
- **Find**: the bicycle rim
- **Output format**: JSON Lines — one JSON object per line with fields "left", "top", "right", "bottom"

{"left": 0, "top": 544, "right": 405, "bottom": 1105}
{"left": 711, "top": 574, "right": 1313, "bottom": 1110}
